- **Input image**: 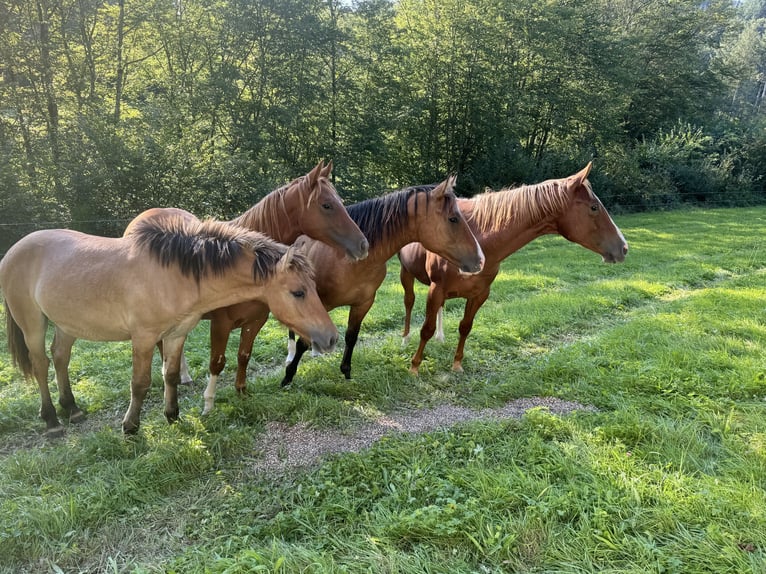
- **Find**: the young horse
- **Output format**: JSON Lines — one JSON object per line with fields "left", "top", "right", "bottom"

{"left": 0, "top": 215, "right": 337, "bottom": 436}
{"left": 277, "top": 176, "right": 485, "bottom": 390}
{"left": 398, "top": 163, "right": 628, "bottom": 374}
{"left": 125, "top": 161, "right": 368, "bottom": 387}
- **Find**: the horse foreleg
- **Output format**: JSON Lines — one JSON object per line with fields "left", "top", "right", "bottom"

{"left": 400, "top": 266, "right": 416, "bottom": 346}
{"left": 51, "top": 328, "right": 85, "bottom": 424}
{"left": 435, "top": 305, "right": 445, "bottom": 342}
{"left": 161, "top": 336, "right": 185, "bottom": 424}
{"left": 157, "top": 338, "right": 192, "bottom": 385}
{"left": 285, "top": 331, "right": 297, "bottom": 364}
{"left": 203, "top": 316, "right": 234, "bottom": 415}
{"left": 410, "top": 286, "right": 446, "bottom": 375}
{"left": 340, "top": 300, "right": 375, "bottom": 380}
{"left": 234, "top": 313, "right": 269, "bottom": 396}
{"left": 280, "top": 336, "right": 310, "bottom": 387}
{"left": 122, "top": 340, "right": 156, "bottom": 434}
{"left": 452, "top": 292, "right": 489, "bottom": 373}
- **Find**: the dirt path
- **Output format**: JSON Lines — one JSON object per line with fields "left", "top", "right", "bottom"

{"left": 254, "top": 397, "right": 594, "bottom": 474}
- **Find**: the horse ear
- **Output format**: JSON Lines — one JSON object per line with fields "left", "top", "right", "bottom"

{"left": 279, "top": 243, "right": 297, "bottom": 271}
{"left": 306, "top": 161, "right": 323, "bottom": 188}
{"left": 320, "top": 160, "right": 333, "bottom": 178}
{"left": 570, "top": 162, "right": 592, "bottom": 186}
{"left": 431, "top": 177, "right": 448, "bottom": 199}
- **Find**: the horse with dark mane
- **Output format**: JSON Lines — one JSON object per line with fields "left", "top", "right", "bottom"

{"left": 275, "top": 176, "right": 485, "bottom": 391}
{"left": 0, "top": 215, "right": 337, "bottom": 436}
{"left": 125, "top": 161, "right": 367, "bottom": 390}
{"left": 398, "top": 163, "right": 628, "bottom": 374}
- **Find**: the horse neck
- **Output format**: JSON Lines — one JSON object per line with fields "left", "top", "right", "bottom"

{"left": 365, "top": 201, "right": 434, "bottom": 265}
{"left": 228, "top": 189, "right": 303, "bottom": 244}
{"left": 194, "top": 262, "right": 269, "bottom": 313}
{"left": 459, "top": 197, "right": 557, "bottom": 267}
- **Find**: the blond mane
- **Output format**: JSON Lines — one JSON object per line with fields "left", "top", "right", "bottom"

{"left": 468, "top": 178, "right": 589, "bottom": 233}
{"left": 229, "top": 173, "right": 327, "bottom": 231}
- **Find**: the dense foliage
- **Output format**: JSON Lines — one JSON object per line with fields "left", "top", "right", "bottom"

{"left": 1, "top": 0, "right": 765, "bottom": 251}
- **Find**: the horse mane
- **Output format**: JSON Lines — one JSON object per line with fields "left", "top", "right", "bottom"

{"left": 468, "top": 178, "right": 589, "bottom": 233}
{"left": 347, "top": 186, "right": 454, "bottom": 247}
{"left": 131, "top": 215, "right": 311, "bottom": 283}
{"left": 229, "top": 172, "right": 328, "bottom": 231}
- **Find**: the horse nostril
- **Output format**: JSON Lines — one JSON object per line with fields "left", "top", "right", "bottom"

{"left": 623, "top": 244, "right": 629, "bottom": 255}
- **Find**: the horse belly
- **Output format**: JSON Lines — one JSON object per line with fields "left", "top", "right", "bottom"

{"left": 36, "top": 287, "right": 133, "bottom": 342}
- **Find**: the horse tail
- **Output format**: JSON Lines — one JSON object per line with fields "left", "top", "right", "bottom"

{"left": 5, "top": 304, "right": 34, "bottom": 379}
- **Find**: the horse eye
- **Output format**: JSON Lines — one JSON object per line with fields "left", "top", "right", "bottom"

{"left": 590, "top": 204, "right": 599, "bottom": 212}
{"left": 448, "top": 216, "right": 459, "bottom": 223}
{"left": 291, "top": 290, "right": 305, "bottom": 299}
{"left": 321, "top": 203, "right": 332, "bottom": 210}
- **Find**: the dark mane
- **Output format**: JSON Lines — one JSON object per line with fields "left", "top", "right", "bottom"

{"left": 132, "top": 216, "right": 290, "bottom": 283}
{"left": 347, "top": 186, "right": 454, "bottom": 247}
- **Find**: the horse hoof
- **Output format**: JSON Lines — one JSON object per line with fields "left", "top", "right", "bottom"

{"left": 409, "top": 366, "right": 420, "bottom": 376}
{"left": 165, "top": 411, "right": 180, "bottom": 424}
{"left": 44, "top": 426, "right": 65, "bottom": 439}
{"left": 122, "top": 422, "right": 139, "bottom": 435}
{"left": 69, "top": 409, "right": 87, "bottom": 424}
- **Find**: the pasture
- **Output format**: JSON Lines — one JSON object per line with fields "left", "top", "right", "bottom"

{"left": 1, "top": 206, "right": 766, "bottom": 573}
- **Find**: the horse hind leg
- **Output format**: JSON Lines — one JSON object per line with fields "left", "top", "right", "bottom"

{"left": 410, "top": 286, "right": 446, "bottom": 375}
{"left": 51, "top": 328, "right": 85, "bottom": 424}
{"left": 234, "top": 315, "right": 268, "bottom": 396}
{"left": 8, "top": 309, "right": 61, "bottom": 436}
{"left": 452, "top": 293, "right": 489, "bottom": 373}
{"left": 400, "top": 266, "right": 416, "bottom": 346}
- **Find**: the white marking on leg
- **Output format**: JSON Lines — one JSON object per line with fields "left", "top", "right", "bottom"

{"left": 435, "top": 306, "right": 445, "bottom": 342}
{"left": 285, "top": 337, "right": 296, "bottom": 364}
{"left": 180, "top": 354, "right": 192, "bottom": 384}
{"left": 203, "top": 374, "right": 217, "bottom": 415}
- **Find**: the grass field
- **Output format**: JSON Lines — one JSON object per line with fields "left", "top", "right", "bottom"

{"left": 2, "top": 206, "right": 766, "bottom": 573}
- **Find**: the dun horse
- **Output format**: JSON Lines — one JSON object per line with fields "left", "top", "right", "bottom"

{"left": 125, "top": 161, "right": 368, "bottom": 387}
{"left": 276, "top": 176, "right": 485, "bottom": 392}
{"left": 398, "top": 163, "right": 628, "bottom": 374}
{"left": 0, "top": 216, "right": 337, "bottom": 436}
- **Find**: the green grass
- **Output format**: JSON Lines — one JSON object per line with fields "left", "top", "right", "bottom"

{"left": 2, "top": 206, "right": 766, "bottom": 572}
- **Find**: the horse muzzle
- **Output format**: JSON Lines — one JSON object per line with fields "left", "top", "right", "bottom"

{"left": 602, "top": 241, "right": 629, "bottom": 263}
{"left": 458, "top": 251, "right": 485, "bottom": 275}
{"left": 310, "top": 331, "right": 339, "bottom": 354}
{"left": 345, "top": 237, "right": 370, "bottom": 261}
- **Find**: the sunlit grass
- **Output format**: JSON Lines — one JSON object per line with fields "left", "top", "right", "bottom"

{"left": 2, "top": 206, "right": 766, "bottom": 572}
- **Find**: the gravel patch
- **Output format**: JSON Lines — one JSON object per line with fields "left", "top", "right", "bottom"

{"left": 253, "top": 397, "right": 595, "bottom": 475}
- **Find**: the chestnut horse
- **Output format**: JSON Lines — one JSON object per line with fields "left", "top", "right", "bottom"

{"left": 276, "top": 176, "right": 485, "bottom": 390}
{"left": 0, "top": 216, "right": 337, "bottom": 436}
{"left": 398, "top": 163, "right": 628, "bottom": 374}
{"left": 125, "top": 161, "right": 368, "bottom": 386}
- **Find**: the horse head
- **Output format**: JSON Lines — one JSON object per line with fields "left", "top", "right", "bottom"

{"left": 555, "top": 163, "right": 628, "bottom": 263}
{"left": 297, "top": 160, "right": 369, "bottom": 261}
{"left": 416, "top": 175, "right": 484, "bottom": 274}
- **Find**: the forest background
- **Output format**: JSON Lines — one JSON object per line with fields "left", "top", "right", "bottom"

{"left": 0, "top": 0, "right": 765, "bottom": 253}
